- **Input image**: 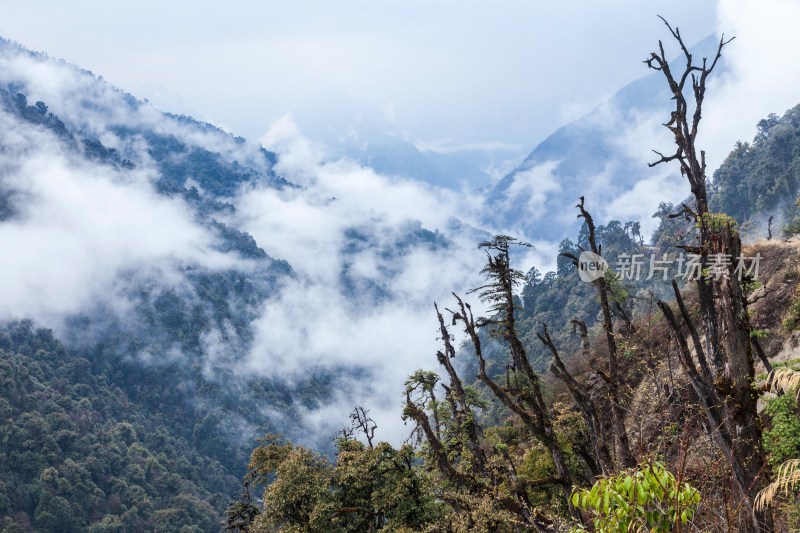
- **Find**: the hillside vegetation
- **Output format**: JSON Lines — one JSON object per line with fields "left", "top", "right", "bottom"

{"left": 228, "top": 26, "right": 800, "bottom": 533}
{"left": 0, "top": 321, "right": 236, "bottom": 532}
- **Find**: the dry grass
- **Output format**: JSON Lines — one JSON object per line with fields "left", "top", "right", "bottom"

{"left": 744, "top": 239, "right": 800, "bottom": 367}
{"left": 772, "top": 367, "right": 800, "bottom": 398}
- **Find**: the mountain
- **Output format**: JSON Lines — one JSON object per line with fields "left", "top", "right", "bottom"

{"left": 710, "top": 103, "right": 800, "bottom": 238}
{"left": 486, "top": 36, "right": 721, "bottom": 242}
{"left": 0, "top": 37, "right": 323, "bottom": 531}
{"left": 291, "top": 88, "right": 495, "bottom": 190}
{"left": 0, "top": 37, "right": 485, "bottom": 531}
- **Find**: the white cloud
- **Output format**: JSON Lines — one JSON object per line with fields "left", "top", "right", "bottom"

{"left": 0, "top": 102, "right": 241, "bottom": 332}
{"left": 501, "top": 160, "right": 562, "bottom": 220}
{"left": 234, "top": 118, "right": 495, "bottom": 443}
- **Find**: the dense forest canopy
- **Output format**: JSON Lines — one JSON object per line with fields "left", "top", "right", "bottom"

{"left": 711, "top": 104, "right": 800, "bottom": 238}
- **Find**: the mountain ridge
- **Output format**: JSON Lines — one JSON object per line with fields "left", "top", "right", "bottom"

{"left": 486, "top": 35, "right": 720, "bottom": 242}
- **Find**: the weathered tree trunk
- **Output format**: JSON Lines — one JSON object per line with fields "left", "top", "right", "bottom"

{"left": 706, "top": 226, "right": 770, "bottom": 532}
{"left": 647, "top": 18, "right": 772, "bottom": 532}
{"left": 561, "top": 199, "right": 636, "bottom": 470}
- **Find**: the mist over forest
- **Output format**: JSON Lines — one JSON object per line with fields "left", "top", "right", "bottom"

{"left": 2, "top": 2, "right": 800, "bottom": 532}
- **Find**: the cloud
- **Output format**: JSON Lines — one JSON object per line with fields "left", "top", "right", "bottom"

{"left": 415, "top": 139, "right": 523, "bottom": 155}
{"left": 499, "top": 160, "right": 562, "bottom": 220}
{"left": 233, "top": 117, "right": 495, "bottom": 443}
{"left": 0, "top": 91, "right": 242, "bottom": 333}
{"left": 602, "top": 173, "right": 684, "bottom": 235}
{"left": 0, "top": 54, "right": 301, "bottom": 448}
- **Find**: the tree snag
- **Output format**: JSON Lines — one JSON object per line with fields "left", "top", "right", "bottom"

{"left": 560, "top": 199, "right": 636, "bottom": 470}
{"left": 647, "top": 17, "right": 772, "bottom": 533}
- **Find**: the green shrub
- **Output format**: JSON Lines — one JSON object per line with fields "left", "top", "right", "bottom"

{"left": 697, "top": 212, "right": 738, "bottom": 233}
{"left": 569, "top": 462, "right": 701, "bottom": 532}
{"left": 764, "top": 394, "right": 800, "bottom": 467}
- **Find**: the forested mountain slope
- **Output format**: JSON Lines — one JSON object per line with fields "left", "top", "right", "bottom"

{"left": 0, "top": 36, "right": 463, "bottom": 532}
{"left": 486, "top": 36, "right": 721, "bottom": 241}
{"left": 711, "top": 103, "right": 800, "bottom": 238}
{"left": 0, "top": 321, "right": 238, "bottom": 532}
{"left": 0, "top": 37, "right": 316, "bottom": 533}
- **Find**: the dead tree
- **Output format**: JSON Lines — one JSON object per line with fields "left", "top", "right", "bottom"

{"left": 560, "top": 199, "right": 636, "bottom": 470}
{"left": 341, "top": 406, "right": 377, "bottom": 448}
{"left": 646, "top": 17, "right": 772, "bottom": 532}
{"left": 403, "top": 305, "right": 559, "bottom": 530}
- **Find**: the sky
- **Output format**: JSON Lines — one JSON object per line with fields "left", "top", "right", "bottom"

{"left": 0, "top": 1, "right": 720, "bottom": 154}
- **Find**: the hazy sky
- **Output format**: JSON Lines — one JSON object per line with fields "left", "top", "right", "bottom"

{"left": 0, "top": 1, "right": 718, "bottom": 151}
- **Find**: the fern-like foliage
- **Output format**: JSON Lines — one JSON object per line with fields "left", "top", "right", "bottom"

{"left": 756, "top": 459, "right": 800, "bottom": 512}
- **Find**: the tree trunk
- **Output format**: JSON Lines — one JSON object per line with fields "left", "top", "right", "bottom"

{"left": 704, "top": 226, "right": 770, "bottom": 532}
{"left": 645, "top": 18, "right": 772, "bottom": 531}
